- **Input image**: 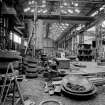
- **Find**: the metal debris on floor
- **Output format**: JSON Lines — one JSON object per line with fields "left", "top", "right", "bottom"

{"left": 24, "top": 99, "right": 36, "bottom": 105}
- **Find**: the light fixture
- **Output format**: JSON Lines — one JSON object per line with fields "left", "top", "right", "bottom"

{"left": 42, "top": 0, "right": 46, "bottom": 3}
{"left": 61, "top": 10, "right": 67, "bottom": 14}
{"left": 75, "top": 8, "right": 80, "bottom": 13}
{"left": 28, "top": 0, "right": 34, "bottom": 5}
{"left": 24, "top": 7, "right": 30, "bottom": 12}
{"left": 82, "top": 25, "right": 85, "bottom": 28}
{"left": 68, "top": 9, "right": 73, "bottom": 13}
{"left": 61, "top": 28, "right": 65, "bottom": 30}
{"left": 30, "top": 9, "right": 34, "bottom": 12}
{"left": 60, "top": 5, "right": 63, "bottom": 8}
{"left": 63, "top": 2, "right": 68, "bottom": 6}
{"left": 74, "top": 3, "right": 78, "bottom": 7}
{"left": 38, "top": 9, "right": 43, "bottom": 13}
{"left": 43, "top": 9, "right": 47, "bottom": 13}
{"left": 31, "top": 0, "right": 34, "bottom": 4}
{"left": 41, "top": 4, "right": 46, "bottom": 7}
{"left": 59, "top": 26, "right": 63, "bottom": 29}
{"left": 65, "top": 23, "right": 69, "bottom": 26}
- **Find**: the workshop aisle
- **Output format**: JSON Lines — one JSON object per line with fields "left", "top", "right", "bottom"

{"left": 78, "top": 61, "right": 105, "bottom": 74}
{"left": 19, "top": 79, "right": 105, "bottom": 105}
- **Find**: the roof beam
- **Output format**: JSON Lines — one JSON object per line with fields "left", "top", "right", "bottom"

{"left": 37, "top": 14, "right": 94, "bottom": 23}
{"left": 69, "top": 0, "right": 105, "bottom": 3}
{"left": 24, "top": 14, "right": 95, "bottom": 23}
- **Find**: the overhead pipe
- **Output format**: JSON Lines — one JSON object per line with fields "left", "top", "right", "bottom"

{"left": 69, "top": 0, "right": 105, "bottom": 3}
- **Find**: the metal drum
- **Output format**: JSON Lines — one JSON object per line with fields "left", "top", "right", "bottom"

{"left": 25, "top": 72, "right": 38, "bottom": 78}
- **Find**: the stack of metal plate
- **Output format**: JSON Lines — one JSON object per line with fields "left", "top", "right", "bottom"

{"left": 25, "top": 58, "right": 37, "bottom": 78}
{"left": 0, "top": 50, "right": 21, "bottom": 74}
{"left": 61, "top": 74, "right": 97, "bottom": 98}
{"left": 0, "top": 61, "right": 19, "bottom": 74}
{"left": 24, "top": 56, "right": 39, "bottom": 78}
{"left": 0, "top": 50, "right": 22, "bottom": 61}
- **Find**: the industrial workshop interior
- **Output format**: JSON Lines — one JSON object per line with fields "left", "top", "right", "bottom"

{"left": 0, "top": 0, "right": 105, "bottom": 105}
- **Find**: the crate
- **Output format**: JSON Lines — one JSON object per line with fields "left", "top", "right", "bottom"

{"left": 56, "top": 58, "right": 70, "bottom": 69}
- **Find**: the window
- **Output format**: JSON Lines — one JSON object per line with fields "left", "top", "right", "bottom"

{"left": 10, "top": 32, "right": 21, "bottom": 44}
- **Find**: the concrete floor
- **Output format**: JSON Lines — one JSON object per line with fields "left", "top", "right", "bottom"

{"left": 4, "top": 61, "right": 105, "bottom": 105}
{"left": 18, "top": 61, "right": 105, "bottom": 105}
{"left": 77, "top": 61, "right": 105, "bottom": 73}
{"left": 20, "top": 79, "right": 105, "bottom": 105}
{"left": 57, "top": 61, "right": 105, "bottom": 76}
{"left": 69, "top": 61, "right": 105, "bottom": 74}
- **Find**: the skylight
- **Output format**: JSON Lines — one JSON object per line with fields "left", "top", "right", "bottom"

{"left": 49, "top": 22, "right": 69, "bottom": 40}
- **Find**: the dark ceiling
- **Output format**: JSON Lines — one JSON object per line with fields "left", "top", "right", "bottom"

{"left": 1, "top": 0, "right": 105, "bottom": 40}
{"left": 15, "top": 0, "right": 105, "bottom": 16}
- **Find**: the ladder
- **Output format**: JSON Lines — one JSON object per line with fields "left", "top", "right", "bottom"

{"left": 0, "top": 63, "right": 25, "bottom": 105}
